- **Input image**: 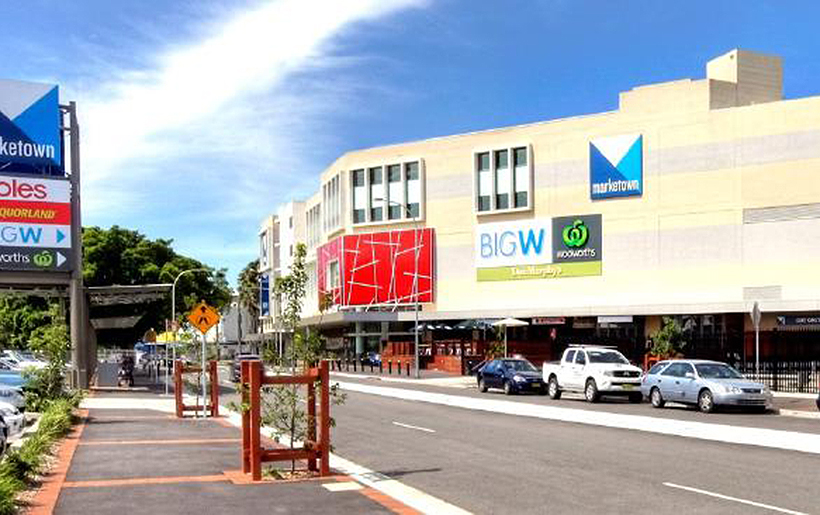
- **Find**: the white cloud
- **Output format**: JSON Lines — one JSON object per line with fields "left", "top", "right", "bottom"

{"left": 65, "top": 0, "right": 428, "bottom": 277}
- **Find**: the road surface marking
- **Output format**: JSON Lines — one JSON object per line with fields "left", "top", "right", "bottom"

{"left": 662, "top": 482, "right": 808, "bottom": 515}
{"left": 323, "top": 481, "right": 363, "bottom": 492}
{"left": 336, "top": 381, "right": 820, "bottom": 456}
{"left": 392, "top": 421, "right": 436, "bottom": 433}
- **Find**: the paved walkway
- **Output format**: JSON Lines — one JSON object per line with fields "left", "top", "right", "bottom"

{"left": 34, "top": 388, "right": 414, "bottom": 515}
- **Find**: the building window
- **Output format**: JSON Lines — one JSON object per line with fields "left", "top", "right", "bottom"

{"left": 351, "top": 159, "right": 424, "bottom": 225}
{"left": 513, "top": 147, "right": 529, "bottom": 207}
{"left": 387, "top": 165, "right": 402, "bottom": 220}
{"left": 405, "top": 162, "right": 420, "bottom": 218}
{"left": 352, "top": 169, "right": 366, "bottom": 224}
{"left": 288, "top": 216, "right": 293, "bottom": 229}
{"left": 328, "top": 260, "right": 340, "bottom": 289}
{"left": 475, "top": 146, "right": 531, "bottom": 213}
{"left": 322, "top": 174, "right": 342, "bottom": 232}
{"left": 477, "top": 152, "right": 491, "bottom": 212}
{"left": 369, "top": 167, "right": 383, "bottom": 222}
{"left": 306, "top": 204, "right": 321, "bottom": 250}
{"left": 494, "top": 150, "right": 510, "bottom": 209}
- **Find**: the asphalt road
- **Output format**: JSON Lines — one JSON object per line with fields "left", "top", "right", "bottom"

{"left": 331, "top": 390, "right": 819, "bottom": 515}
{"left": 215, "top": 372, "right": 820, "bottom": 514}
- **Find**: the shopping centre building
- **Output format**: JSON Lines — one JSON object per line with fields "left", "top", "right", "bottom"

{"left": 257, "top": 49, "right": 820, "bottom": 372}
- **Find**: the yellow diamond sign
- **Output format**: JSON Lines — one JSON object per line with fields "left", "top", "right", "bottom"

{"left": 188, "top": 301, "right": 220, "bottom": 334}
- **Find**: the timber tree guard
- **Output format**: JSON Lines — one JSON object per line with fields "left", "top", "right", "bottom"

{"left": 174, "top": 360, "right": 219, "bottom": 418}
{"left": 241, "top": 360, "right": 331, "bottom": 480}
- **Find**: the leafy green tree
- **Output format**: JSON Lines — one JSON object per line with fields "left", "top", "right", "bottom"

{"left": 650, "top": 317, "right": 688, "bottom": 358}
{"left": 237, "top": 259, "right": 260, "bottom": 334}
{"left": 0, "top": 296, "right": 50, "bottom": 349}
{"left": 82, "top": 225, "right": 232, "bottom": 345}
{"left": 254, "top": 243, "right": 344, "bottom": 475}
{"left": 24, "top": 304, "right": 76, "bottom": 411}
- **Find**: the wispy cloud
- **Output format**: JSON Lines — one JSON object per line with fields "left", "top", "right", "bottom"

{"left": 65, "top": 0, "right": 428, "bottom": 276}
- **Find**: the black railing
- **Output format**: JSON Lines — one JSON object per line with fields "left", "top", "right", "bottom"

{"left": 736, "top": 361, "right": 820, "bottom": 394}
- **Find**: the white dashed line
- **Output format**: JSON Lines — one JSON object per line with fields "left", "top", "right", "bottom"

{"left": 392, "top": 421, "right": 436, "bottom": 433}
{"left": 662, "top": 482, "right": 809, "bottom": 515}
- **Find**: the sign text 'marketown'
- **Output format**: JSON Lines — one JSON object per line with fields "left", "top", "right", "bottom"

{"left": 0, "top": 136, "right": 55, "bottom": 160}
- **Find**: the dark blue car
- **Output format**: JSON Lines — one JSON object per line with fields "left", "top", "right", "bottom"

{"left": 477, "top": 358, "right": 545, "bottom": 395}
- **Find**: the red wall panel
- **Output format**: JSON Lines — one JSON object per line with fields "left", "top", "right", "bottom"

{"left": 318, "top": 228, "right": 434, "bottom": 308}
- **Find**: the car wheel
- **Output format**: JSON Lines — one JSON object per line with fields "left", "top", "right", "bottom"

{"left": 698, "top": 389, "right": 715, "bottom": 413}
{"left": 629, "top": 392, "right": 643, "bottom": 404}
{"left": 584, "top": 379, "right": 599, "bottom": 403}
{"left": 478, "top": 378, "right": 488, "bottom": 393}
{"left": 548, "top": 376, "right": 562, "bottom": 400}
{"left": 650, "top": 387, "right": 665, "bottom": 408}
{"left": 503, "top": 380, "right": 515, "bottom": 395}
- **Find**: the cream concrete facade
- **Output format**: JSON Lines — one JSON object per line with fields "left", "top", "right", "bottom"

{"left": 265, "top": 50, "right": 820, "bottom": 334}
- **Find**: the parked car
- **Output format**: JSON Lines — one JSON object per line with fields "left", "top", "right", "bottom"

{"left": 1, "top": 351, "right": 46, "bottom": 370}
{"left": 0, "top": 372, "right": 27, "bottom": 389}
{"left": 232, "top": 354, "right": 260, "bottom": 382}
{"left": 543, "top": 346, "right": 643, "bottom": 403}
{"left": 0, "top": 401, "right": 24, "bottom": 442}
{"left": 641, "top": 359, "right": 773, "bottom": 413}
{"left": 0, "top": 385, "right": 25, "bottom": 411}
{"left": 362, "top": 352, "right": 381, "bottom": 367}
{"left": 477, "top": 358, "right": 545, "bottom": 395}
{"left": 816, "top": 381, "right": 819, "bottom": 412}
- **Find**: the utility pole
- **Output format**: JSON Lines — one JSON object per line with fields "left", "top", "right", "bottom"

{"left": 66, "top": 101, "right": 88, "bottom": 388}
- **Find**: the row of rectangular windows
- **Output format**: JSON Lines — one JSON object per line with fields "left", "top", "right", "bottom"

{"left": 352, "top": 161, "right": 421, "bottom": 224}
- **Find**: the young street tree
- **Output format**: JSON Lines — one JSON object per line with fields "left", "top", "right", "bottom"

{"left": 237, "top": 259, "right": 260, "bottom": 335}
{"left": 257, "top": 243, "right": 343, "bottom": 475}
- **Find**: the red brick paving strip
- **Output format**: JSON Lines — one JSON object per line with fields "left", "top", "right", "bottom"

{"left": 79, "top": 438, "right": 240, "bottom": 446}
{"left": 62, "top": 475, "right": 228, "bottom": 488}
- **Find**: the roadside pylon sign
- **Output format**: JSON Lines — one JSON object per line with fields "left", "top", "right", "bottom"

{"left": 187, "top": 301, "right": 220, "bottom": 333}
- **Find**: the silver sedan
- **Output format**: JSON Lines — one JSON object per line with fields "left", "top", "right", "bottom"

{"left": 641, "top": 360, "right": 773, "bottom": 413}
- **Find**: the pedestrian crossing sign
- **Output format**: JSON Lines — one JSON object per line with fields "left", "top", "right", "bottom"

{"left": 187, "top": 301, "right": 220, "bottom": 333}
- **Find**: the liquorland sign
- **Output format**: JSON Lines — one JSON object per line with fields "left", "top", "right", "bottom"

{"left": 0, "top": 174, "right": 72, "bottom": 271}
{"left": 475, "top": 215, "right": 602, "bottom": 281}
{"left": 590, "top": 133, "right": 642, "bottom": 200}
{"left": 0, "top": 79, "right": 63, "bottom": 176}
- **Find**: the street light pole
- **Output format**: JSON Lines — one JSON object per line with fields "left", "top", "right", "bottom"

{"left": 168, "top": 268, "right": 210, "bottom": 396}
{"left": 377, "top": 198, "right": 421, "bottom": 379}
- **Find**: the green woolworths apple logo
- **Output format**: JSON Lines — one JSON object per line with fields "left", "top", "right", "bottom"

{"left": 562, "top": 220, "right": 589, "bottom": 248}
{"left": 33, "top": 251, "right": 54, "bottom": 268}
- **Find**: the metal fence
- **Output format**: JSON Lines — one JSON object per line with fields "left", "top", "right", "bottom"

{"left": 737, "top": 361, "right": 820, "bottom": 394}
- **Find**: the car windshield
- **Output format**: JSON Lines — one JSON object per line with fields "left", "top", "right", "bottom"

{"left": 503, "top": 360, "right": 537, "bottom": 372}
{"left": 695, "top": 363, "right": 744, "bottom": 379}
{"left": 587, "top": 350, "right": 629, "bottom": 364}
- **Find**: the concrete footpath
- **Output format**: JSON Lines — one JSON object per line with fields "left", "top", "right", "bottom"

{"left": 29, "top": 388, "right": 416, "bottom": 515}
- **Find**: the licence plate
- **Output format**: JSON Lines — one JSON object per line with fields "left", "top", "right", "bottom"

{"left": 531, "top": 383, "right": 541, "bottom": 388}
{"left": 621, "top": 384, "right": 633, "bottom": 390}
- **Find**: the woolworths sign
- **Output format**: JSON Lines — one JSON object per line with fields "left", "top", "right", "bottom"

{"left": 475, "top": 214, "right": 602, "bottom": 281}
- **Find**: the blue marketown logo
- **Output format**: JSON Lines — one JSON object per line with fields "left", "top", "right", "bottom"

{"left": 0, "top": 79, "right": 63, "bottom": 176}
{"left": 590, "top": 133, "right": 642, "bottom": 200}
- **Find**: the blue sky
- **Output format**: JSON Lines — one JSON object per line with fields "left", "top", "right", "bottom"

{"left": 1, "top": 0, "right": 819, "bottom": 284}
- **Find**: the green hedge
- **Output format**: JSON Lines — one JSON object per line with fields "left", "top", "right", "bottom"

{"left": 0, "top": 398, "right": 80, "bottom": 514}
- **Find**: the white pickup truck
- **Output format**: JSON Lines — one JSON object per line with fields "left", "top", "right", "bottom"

{"left": 543, "top": 346, "right": 644, "bottom": 403}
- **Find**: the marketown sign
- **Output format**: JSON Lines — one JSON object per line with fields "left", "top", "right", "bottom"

{"left": 0, "top": 79, "right": 63, "bottom": 176}
{"left": 590, "top": 133, "right": 643, "bottom": 200}
{"left": 475, "top": 215, "right": 602, "bottom": 281}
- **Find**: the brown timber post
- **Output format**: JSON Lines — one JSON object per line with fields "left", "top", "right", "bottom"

{"left": 307, "top": 370, "right": 317, "bottom": 472}
{"left": 174, "top": 360, "right": 183, "bottom": 418}
{"left": 241, "top": 360, "right": 250, "bottom": 474}
{"left": 209, "top": 360, "right": 219, "bottom": 417}
{"left": 249, "top": 360, "right": 262, "bottom": 481}
{"left": 319, "top": 360, "right": 330, "bottom": 476}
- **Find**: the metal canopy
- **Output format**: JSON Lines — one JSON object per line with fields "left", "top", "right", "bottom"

{"left": 86, "top": 284, "right": 172, "bottom": 306}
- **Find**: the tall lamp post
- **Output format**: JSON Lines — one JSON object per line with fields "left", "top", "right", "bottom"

{"left": 376, "top": 198, "right": 421, "bottom": 379}
{"left": 167, "top": 268, "right": 210, "bottom": 396}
